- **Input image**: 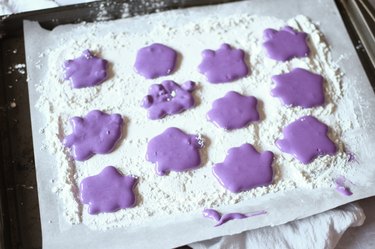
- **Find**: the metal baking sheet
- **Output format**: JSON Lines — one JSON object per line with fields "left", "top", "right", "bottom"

{"left": 1, "top": 0, "right": 375, "bottom": 249}
{"left": 23, "top": 0, "right": 375, "bottom": 249}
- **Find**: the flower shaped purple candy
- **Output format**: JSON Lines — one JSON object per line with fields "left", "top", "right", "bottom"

{"left": 276, "top": 116, "right": 337, "bottom": 164}
{"left": 213, "top": 144, "right": 274, "bottom": 193}
{"left": 271, "top": 68, "right": 325, "bottom": 108}
{"left": 198, "top": 43, "right": 249, "bottom": 83}
{"left": 134, "top": 43, "right": 177, "bottom": 79}
{"left": 80, "top": 166, "right": 137, "bottom": 214}
{"left": 142, "top": 80, "right": 196, "bottom": 120}
{"left": 63, "top": 50, "right": 108, "bottom": 89}
{"left": 63, "top": 110, "right": 123, "bottom": 161}
{"left": 263, "top": 26, "right": 310, "bottom": 61}
{"left": 146, "top": 127, "right": 203, "bottom": 176}
{"left": 207, "top": 91, "right": 259, "bottom": 130}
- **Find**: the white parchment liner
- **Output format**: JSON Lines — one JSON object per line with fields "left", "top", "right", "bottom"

{"left": 23, "top": 0, "right": 375, "bottom": 248}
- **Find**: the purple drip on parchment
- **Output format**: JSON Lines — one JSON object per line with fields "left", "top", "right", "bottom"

{"left": 134, "top": 43, "right": 177, "bottom": 79}
{"left": 198, "top": 43, "right": 249, "bottom": 83}
{"left": 335, "top": 176, "right": 353, "bottom": 196}
{"left": 344, "top": 149, "right": 358, "bottom": 163}
{"left": 146, "top": 127, "right": 203, "bottom": 176}
{"left": 276, "top": 116, "right": 337, "bottom": 164}
{"left": 213, "top": 144, "right": 274, "bottom": 193}
{"left": 203, "top": 208, "right": 267, "bottom": 226}
{"left": 271, "top": 68, "right": 325, "bottom": 108}
{"left": 63, "top": 50, "right": 108, "bottom": 89}
{"left": 80, "top": 166, "right": 137, "bottom": 214}
{"left": 263, "top": 26, "right": 310, "bottom": 61}
{"left": 207, "top": 91, "right": 259, "bottom": 130}
{"left": 63, "top": 110, "right": 123, "bottom": 161}
{"left": 348, "top": 153, "right": 356, "bottom": 163}
{"left": 142, "top": 80, "right": 196, "bottom": 120}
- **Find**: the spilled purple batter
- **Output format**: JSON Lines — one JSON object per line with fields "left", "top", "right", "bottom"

{"left": 142, "top": 80, "right": 196, "bottom": 120}
{"left": 80, "top": 166, "right": 137, "bottom": 214}
{"left": 63, "top": 110, "right": 123, "bottom": 161}
{"left": 213, "top": 144, "right": 274, "bottom": 193}
{"left": 344, "top": 149, "right": 358, "bottom": 163}
{"left": 198, "top": 43, "right": 249, "bottom": 83}
{"left": 146, "top": 127, "right": 203, "bottom": 176}
{"left": 203, "top": 208, "right": 267, "bottom": 226}
{"left": 335, "top": 176, "right": 353, "bottom": 196}
{"left": 271, "top": 68, "right": 325, "bottom": 108}
{"left": 263, "top": 26, "right": 310, "bottom": 61}
{"left": 276, "top": 116, "right": 337, "bottom": 164}
{"left": 63, "top": 50, "right": 108, "bottom": 89}
{"left": 134, "top": 43, "right": 177, "bottom": 79}
{"left": 347, "top": 153, "right": 356, "bottom": 163}
{"left": 207, "top": 91, "right": 259, "bottom": 130}
{"left": 203, "top": 208, "right": 221, "bottom": 222}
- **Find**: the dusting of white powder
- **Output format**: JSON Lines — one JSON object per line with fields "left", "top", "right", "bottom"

{"left": 35, "top": 13, "right": 356, "bottom": 230}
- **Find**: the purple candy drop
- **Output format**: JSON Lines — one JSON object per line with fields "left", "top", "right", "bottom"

{"left": 207, "top": 91, "right": 259, "bottom": 130}
{"left": 80, "top": 166, "right": 137, "bottom": 214}
{"left": 271, "top": 68, "right": 325, "bottom": 108}
{"left": 198, "top": 43, "right": 249, "bottom": 83}
{"left": 141, "top": 80, "right": 196, "bottom": 120}
{"left": 134, "top": 43, "right": 177, "bottom": 79}
{"left": 276, "top": 116, "right": 337, "bottom": 164}
{"left": 263, "top": 26, "right": 310, "bottom": 61}
{"left": 146, "top": 127, "right": 203, "bottom": 176}
{"left": 213, "top": 144, "right": 274, "bottom": 193}
{"left": 64, "top": 50, "right": 108, "bottom": 89}
{"left": 63, "top": 110, "right": 123, "bottom": 161}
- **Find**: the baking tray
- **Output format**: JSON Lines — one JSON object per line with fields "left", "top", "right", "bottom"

{"left": 0, "top": 1, "right": 374, "bottom": 249}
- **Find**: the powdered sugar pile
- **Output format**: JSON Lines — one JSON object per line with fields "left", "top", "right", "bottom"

{"left": 35, "top": 12, "right": 356, "bottom": 230}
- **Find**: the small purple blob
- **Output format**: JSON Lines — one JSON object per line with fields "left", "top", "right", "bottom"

{"left": 213, "top": 144, "right": 274, "bottom": 193}
{"left": 276, "top": 116, "right": 337, "bottom": 164}
{"left": 134, "top": 43, "right": 177, "bottom": 79}
{"left": 203, "top": 208, "right": 267, "bottom": 226}
{"left": 347, "top": 153, "right": 356, "bottom": 163}
{"left": 207, "top": 91, "right": 259, "bottom": 130}
{"left": 63, "top": 50, "right": 108, "bottom": 89}
{"left": 141, "top": 80, "right": 196, "bottom": 120}
{"left": 335, "top": 176, "right": 353, "bottom": 196}
{"left": 263, "top": 26, "right": 310, "bottom": 61}
{"left": 344, "top": 149, "right": 357, "bottom": 163}
{"left": 198, "top": 43, "right": 249, "bottom": 83}
{"left": 146, "top": 127, "right": 203, "bottom": 176}
{"left": 63, "top": 110, "right": 123, "bottom": 161}
{"left": 336, "top": 187, "right": 353, "bottom": 196}
{"left": 203, "top": 208, "right": 221, "bottom": 222}
{"left": 80, "top": 166, "right": 137, "bottom": 214}
{"left": 271, "top": 68, "right": 325, "bottom": 108}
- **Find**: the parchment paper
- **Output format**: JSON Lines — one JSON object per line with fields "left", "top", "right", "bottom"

{"left": 23, "top": 0, "right": 375, "bottom": 248}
